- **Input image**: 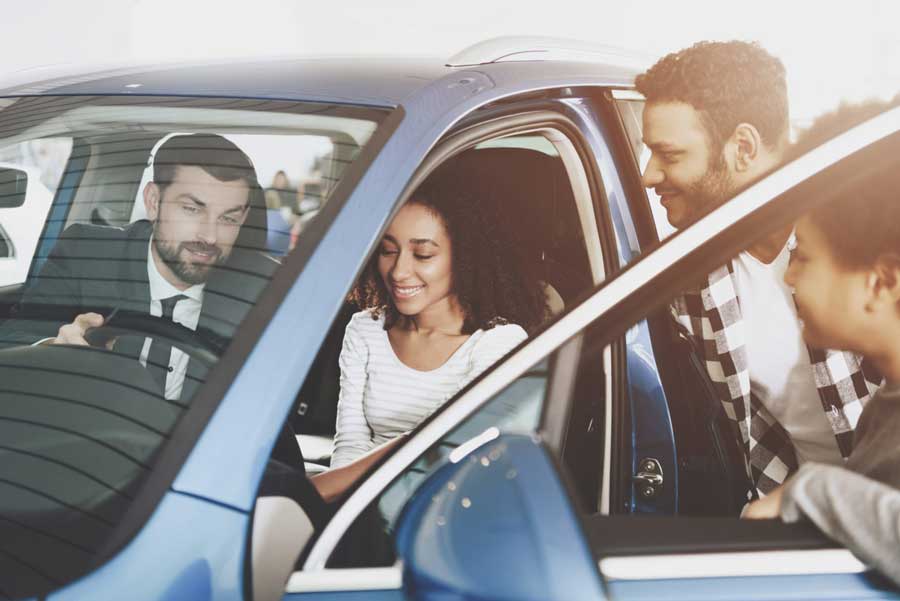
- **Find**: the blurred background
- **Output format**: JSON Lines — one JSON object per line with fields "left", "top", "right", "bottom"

{"left": 5, "top": 0, "right": 899, "bottom": 127}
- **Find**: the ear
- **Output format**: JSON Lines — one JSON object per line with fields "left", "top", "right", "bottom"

{"left": 727, "top": 123, "right": 763, "bottom": 173}
{"left": 144, "top": 182, "right": 161, "bottom": 221}
{"left": 870, "top": 253, "right": 900, "bottom": 308}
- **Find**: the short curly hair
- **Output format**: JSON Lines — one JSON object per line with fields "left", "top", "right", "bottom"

{"left": 635, "top": 40, "right": 788, "bottom": 152}
{"left": 791, "top": 96, "right": 900, "bottom": 270}
{"left": 350, "top": 178, "right": 549, "bottom": 334}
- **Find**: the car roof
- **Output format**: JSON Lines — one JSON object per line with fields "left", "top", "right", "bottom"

{"left": 0, "top": 54, "right": 640, "bottom": 108}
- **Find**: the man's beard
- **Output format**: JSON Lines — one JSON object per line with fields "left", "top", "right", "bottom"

{"left": 153, "top": 233, "right": 224, "bottom": 286}
{"left": 684, "top": 154, "right": 734, "bottom": 222}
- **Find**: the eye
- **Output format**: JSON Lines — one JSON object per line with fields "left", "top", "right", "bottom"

{"left": 414, "top": 254, "right": 434, "bottom": 261}
{"left": 659, "top": 151, "right": 679, "bottom": 164}
{"left": 181, "top": 204, "right": 200, "bottom": 214}
{"left": 379, "top": 247, "right": 398, "bottom": 257}
{"left": 220, "top": 214, "right": 241, "bottom": 225}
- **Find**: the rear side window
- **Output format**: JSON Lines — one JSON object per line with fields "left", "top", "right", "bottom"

{"left": 0, "top": 138, "right": 72, "bottom": 286}
{"left": 0, "top": 94, "right": 388, "bottom": 599}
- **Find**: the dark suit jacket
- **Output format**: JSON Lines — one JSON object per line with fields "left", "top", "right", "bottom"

{"left": 0, "top": 220, "right": 279, "bottom": 399}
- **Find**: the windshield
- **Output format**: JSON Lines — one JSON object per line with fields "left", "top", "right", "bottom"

{"left": 0, "top": 94, "right": 388, "bottom": 597}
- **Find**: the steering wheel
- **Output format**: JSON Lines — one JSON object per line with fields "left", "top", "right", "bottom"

{"left": 84, "top": 309, "right": 221, "bottom": 367}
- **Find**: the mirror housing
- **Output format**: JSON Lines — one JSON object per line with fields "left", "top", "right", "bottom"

{"left": 0, "top": 167, "right": 28, "bottom": 209}
{"left": 395, "top": 434, "right": 606, "bottom": 601}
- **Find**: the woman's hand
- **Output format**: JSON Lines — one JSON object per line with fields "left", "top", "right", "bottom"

{"left": 311, "top": 433, "right": 408, "bottom": 503}
{"left": 742, "top": 483, "right": 786, "bottom": 519}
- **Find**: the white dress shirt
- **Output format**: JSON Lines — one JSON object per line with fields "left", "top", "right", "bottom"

{"left": 142, "top": 240, "right": 204, "bottom": 400}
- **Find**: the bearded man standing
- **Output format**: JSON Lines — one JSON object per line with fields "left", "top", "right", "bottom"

{"left": 636, "top": 41, "right": 880, "bottom": 498}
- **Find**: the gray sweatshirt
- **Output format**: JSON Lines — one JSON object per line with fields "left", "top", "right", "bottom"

{"left": 781, "top": 381, "right": 900, "bottom": 587}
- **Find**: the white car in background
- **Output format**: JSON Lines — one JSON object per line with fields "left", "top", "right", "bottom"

{"left": 0, "top": 163, "right": 52, "bottom": 288}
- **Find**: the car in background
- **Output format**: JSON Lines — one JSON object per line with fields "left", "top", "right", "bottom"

{"left": 0, "top": 36, "right": 898, "bottom": 600}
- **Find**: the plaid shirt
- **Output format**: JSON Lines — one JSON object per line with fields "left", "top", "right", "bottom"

{"left": 673, "top": 258, "right": 881, "bottom": 498}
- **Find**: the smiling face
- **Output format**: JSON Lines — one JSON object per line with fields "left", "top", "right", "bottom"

{"left": 144, "top": 165, "right": 250, "bottom": 289}
{"left": 377, "top": 202, "right": 457, "bottom": 320}
{"left": 784, "top": 216, "right": 871, "bottom": 352}
{"left": 641, "top": 101, "right": 735, "bottom": 229}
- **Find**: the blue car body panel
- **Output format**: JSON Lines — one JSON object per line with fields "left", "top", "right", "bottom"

{"left": 49, "top": 491, "right": 247, "bottom": 601}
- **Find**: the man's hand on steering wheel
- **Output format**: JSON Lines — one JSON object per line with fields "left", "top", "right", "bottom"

{"left": 51, "top": 312, "right": 108, "bottom": 347}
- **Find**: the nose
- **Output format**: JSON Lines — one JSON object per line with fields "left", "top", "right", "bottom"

{"left": 641, "top": 155, "right": 664, "bottom": 189}
{"left": 197, "top": 216, "right": 218, "bottom": 245}
{"left": 390, "top": 250, "right": 414, "bottom": 281}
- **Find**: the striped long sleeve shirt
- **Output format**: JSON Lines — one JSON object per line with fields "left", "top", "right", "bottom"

{"left": 330, "top": 309, "right": 527, "bottom": 468}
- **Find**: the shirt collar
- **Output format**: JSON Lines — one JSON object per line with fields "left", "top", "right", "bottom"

{"left": 147, "top": 237, "right": 204, "bottom": 303}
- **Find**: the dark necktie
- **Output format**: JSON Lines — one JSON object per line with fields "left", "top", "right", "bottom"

{"left": 147, "top": 294, "right": 187, "bottom": 395}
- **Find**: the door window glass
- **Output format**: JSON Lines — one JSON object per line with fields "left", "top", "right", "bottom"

{"left": 0, "top": 138, "right": 73, "bottom": 286}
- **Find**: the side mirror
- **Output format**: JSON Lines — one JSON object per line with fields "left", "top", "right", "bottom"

{"left": 395, "top": 434, "right": 607, "bottom": 601}
{"left": 0, "top": 167, "right": 28, "bottom": 209}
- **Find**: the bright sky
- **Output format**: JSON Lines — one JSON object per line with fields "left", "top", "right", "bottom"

{"left": 5, "top": 0, "right": 899, "bottom": 123}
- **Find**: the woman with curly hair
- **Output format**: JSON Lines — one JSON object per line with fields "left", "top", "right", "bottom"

{"left": 328, "top": 179, "right": 548, "bottom": 471}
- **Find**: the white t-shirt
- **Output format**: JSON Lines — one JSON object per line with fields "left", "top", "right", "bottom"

{"left": 732, "top": 246, "right": 843, "bottom": 466}
{"left": 330, "top": 309, "right": 527, "bottom": 468}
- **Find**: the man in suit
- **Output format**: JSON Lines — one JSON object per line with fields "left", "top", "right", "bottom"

{"left": 1, "top": 133, "right": 278, "bottom": 401}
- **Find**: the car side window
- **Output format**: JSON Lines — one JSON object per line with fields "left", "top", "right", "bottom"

{"left": 0, "top": 138, "right": 72, "bottom": 287}
{"left": 327, "top": 356, "right": 550, "bottom": 568}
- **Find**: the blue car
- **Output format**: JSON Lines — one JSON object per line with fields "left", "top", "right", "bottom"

{"left": 0, "top": 37, "right": 898, "bottom": 600}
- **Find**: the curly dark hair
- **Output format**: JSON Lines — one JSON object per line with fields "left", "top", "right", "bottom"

{"left": 635, "top": 40, "right": 789, "bottom": 153}
{"left": 350, "top": 179, "right": 549, "bottom": 334}
{"left": 790, "top": 96, "right": 900, "bottom": 269}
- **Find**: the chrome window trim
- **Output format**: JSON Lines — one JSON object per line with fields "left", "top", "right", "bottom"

{"left": 304, "top": 104, "right": 900, "bottom": 571}
{"left": 599, "top": 344, "right": 612, "bottom": 514}
{"left": 600, "top": 549, "right": 865, "bottom": 581}
{"left": 285, "top": 564, "right": 402, "bottom": 593}
{"left": 610, "top": 89, "right": 644, "bottom": 101}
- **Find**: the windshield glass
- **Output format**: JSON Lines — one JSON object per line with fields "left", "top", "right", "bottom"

{"left": 0, "top": 94, "right": 388, "bottom": 597}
